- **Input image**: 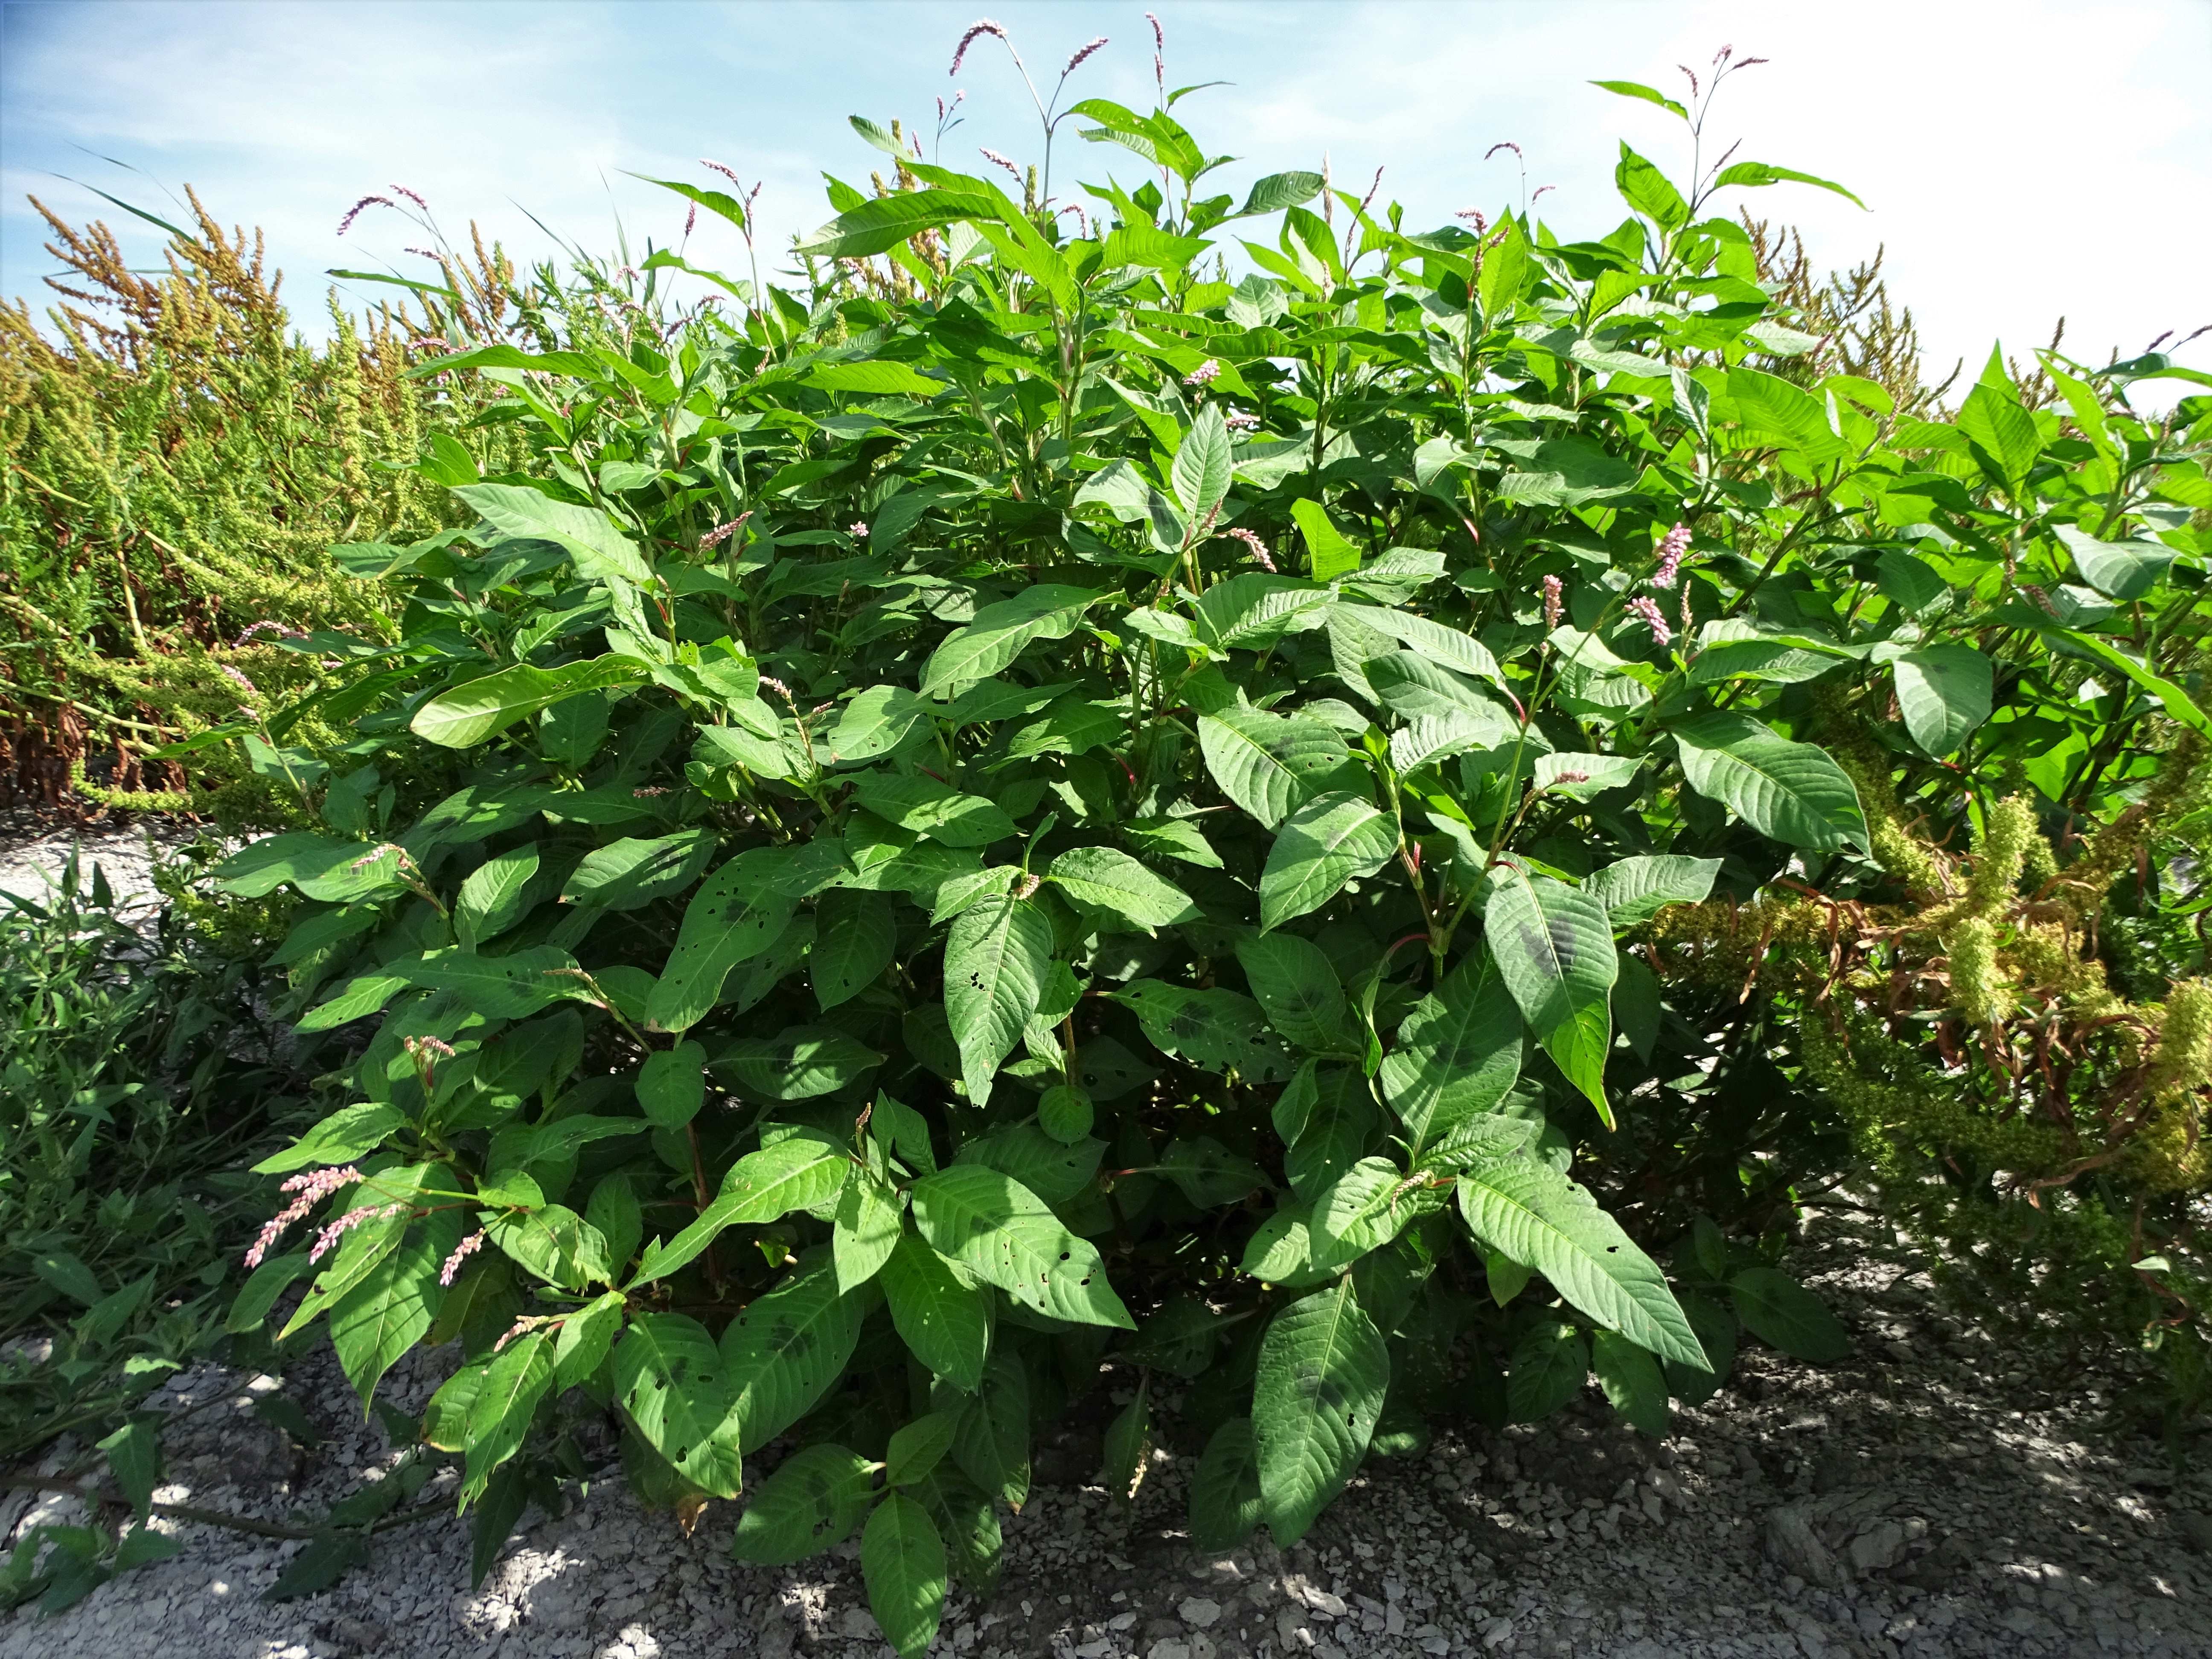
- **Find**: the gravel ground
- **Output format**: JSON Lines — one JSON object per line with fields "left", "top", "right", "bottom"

{"left": 0, "top": 818, "right": 201, "bottom": 917}
{"left": 5, "top": 829, "right": 2210, "bottom": 1659}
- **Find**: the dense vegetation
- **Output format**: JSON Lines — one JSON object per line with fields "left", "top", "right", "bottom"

{"left": 3, "top": 31, "right": 2209, "bottom": 1643}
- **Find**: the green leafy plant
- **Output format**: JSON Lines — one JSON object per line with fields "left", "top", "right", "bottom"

{"left": 207, "top": 30, "right": 2210, "bottom": 1647}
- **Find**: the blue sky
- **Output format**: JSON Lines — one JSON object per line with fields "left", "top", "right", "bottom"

{"left": 3, "top": 0, "right": 2207, "bottom": 383}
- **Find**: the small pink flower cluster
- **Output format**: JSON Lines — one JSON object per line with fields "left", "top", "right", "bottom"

{"left": 244, "top": 1165, "right": 361, "bottom": 1269}
{"left": 233, "top": 620, "right": 307, "bottom": 646}
{"left": 1065, "top": 35, "right": 1108, "bottom": 75}
{"left": 1013, "top": 873, "right": 1043, "bottom": 902}
{"left": 335, "top": 195, "right": 394, "bottom": 237}
{"left": 1650, "top": 521, "right": 1693, "bottom": 588}
{"left": 1542, "top": 574, "right": 1564, "bottom": 629}
{"left": 388, "top": 184, "right": 429, "bottom": 211}
{"left": 979, "top": 148, "right": 1022, "bottom": 182}
{"left": 950, "top": 18, "right": 1010, "bottom": 76}
{"left": 700, "top": 512, "right": 752, "bottom": 551}
{"left": 218, "top": 663, "right": 259, "bottom": 700}
{"left": 849, "top": 521, "right": 870, "bottom": 538}
{"left": 1225, "top": 410, "right": 1260, "bottom": 433}
{"left": 632, "top": 785, "right": 670, "bottom": 798}
{"left": 310, "top": 1202, "right": 405, "bottom": 1264}
{"left": 759, "top": 675, "right": 794, "bottom": 703}
{"left": 1183, "top": 360, "right": 1221, "bottom": 387}
{"left": 1551, "top": 769, "right": 1591, "bottom": 785}
{"left": 1224, "top": 527, "right": 1276, "bottom": 573}
{"left": 1628, "top": 595, "right": 1672, "bottom": 648}
{"left": 440, "top": 1230, "right": 487, "bottom": 1287}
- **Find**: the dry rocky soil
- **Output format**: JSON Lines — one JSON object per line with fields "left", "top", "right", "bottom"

{"left": 6, "top": 827, "right": 2212, "bottom": 1659}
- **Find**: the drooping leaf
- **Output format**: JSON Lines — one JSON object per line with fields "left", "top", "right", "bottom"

{"left": 1259, "top": 790, "right": 1398, "bottom": 932}
{"left": 943, "top": 891, "right": 1054, "bottom": 1106}
{"left": 910, "top": 1166, "right": 1133, "bottom": 1328}
{"left": 1481, "top": 862, "right": 1616, "bottom": 1117}
{"left": 1252, "top": 1278, "right": 1388, "bottom": 1545}
{"left": 1673, "top": 712, "right": 1868, "bottom": 853}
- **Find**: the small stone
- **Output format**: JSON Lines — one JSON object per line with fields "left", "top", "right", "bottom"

{"left": 1481, "top": 1616, "right": 1516, "bottom": 1649}
{"left": 1303, "top": 1586, "right": 1349, "bottom": 1618}
{"left": 1766, "top": 1505, "right": 1846, "bottom": 1590}
{"left": 1178, "top": 1598, "right": 1222, "bottom": 1629}
{"left": 1148, "top": 1642, "right": 1190, "bottom": 1659}
{"left": 841, "top": 1607, "right": 880, "bottom": 1640}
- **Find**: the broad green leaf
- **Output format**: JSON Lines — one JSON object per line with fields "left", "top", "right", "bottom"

{"left": 636, "top": 1041, "right": 707, "bottom": 1129}
{"left": 405, "top": 945, "right": 581, "bottom": 1020}
{"left": 2054, "top": 523, "right": 2173, "bottom": 602}
{"left": 1048, "top": 846, "right": 1200, "bottom": 933}
{"left": 1378, "top": 946, "right": 1522, "bottom": 1151}
{"left": 456, "top": 846, "right": 540, "bottom": 949}
{"left": 1198, "top": 706, "right": 1356, "bottom": 830}
{"left": 1456, "top": 1158, "right": 1704, "bottom": 1368}
{"left": 1284, "top": 1064, "right": 1379, "bottom": 1200}
{"left": 413, "top": 657, "right": 643, "bottom": 748}
{"left": 1100, "top": 1376, "right": 1153, "bottom": 1505}
{"left": 1156, "top": 1135, "right": 1268, "bottom": 1207}
{"left": 720, "top": 1261, "right": 864, "bottom": 1449}
{"left": 1259, "top": 790, "right": 1398, "bottom": 932}
{"left": 850, "top": 774, "right": 1019, "bottom": 847}
{"left": 561, "top": 830, "right": 717, "bottom": 912}
{"left": 1709, "top": 160, "right": 1866, "bottom": 210}
{"left": 1482, "top": 862, "right": 1616, "bottom": 1117}
{"left": 630, "top": 1136, "right": 852, "bottom": 1285}
{"left": 1253, "top": 1279, "right": 1388, "bottom": 1545}
{"left": 716, "top": 1026, "right": 883, "bottom": 1100}
{"left": 613, "top": 1313, "right": 742, "bottom": 1497}
{"left": 254, "top": 1103, "right": 402, "bottom": 1175}
{"left": 827, "top": 684, "right": 931, "bottom": 763}
{"left": 1123, "top": 815, "right": 1223, "bottom": 867}
{"left": 327, "top": 1213, "right": 455, "bottom": 1406}
{"left": 1956, "top": 368, "right": 2040, "bottom": 485}
{"left": 888, "top": 1412, "right": 960, "bottom": 1487}
{"left": 451, "top": 483, "right": 651, "bottom": 584}
{"left": 797, "top": 188, "right": 1001, "bottom": 257}
{"left": 1895, "top": 645, "right": 1992, "bottom": 757}
{"left": 732, "top": 1443, "right": 878, "bottom": 1564}
{"left": 955, "top": 1124, "right": 1105, "bottom": 1205}
{"left": 918, "top": 585, "right": 1103, "bottom": 694}
{"left": 1589, "top": 78, "right": 1688, "bottom": 120}
{"left": 553, "top": 1291, "right": 626, "bottom": 1389}
{"left": 1236, "top": 171, "right": 1325, "bottom": 215}
{"left": 862, "top": 1492, "right": 949, "bottom": 1659}
{"left": 812, "top": 888, "right": 899, "bottom": 1008}
{"left": 805, "top": 360, "right": 945, "bottom": 398}
{"left": 1590, "top": 1328, "right": 1668, "bottom": 1437}
{"left": 1309, "top": 1155, "right": 1435, "bottom": 1270}
{"left": 1189, "top": 574, "right": 1334, "bottom": 650}
{"left": 487, "top": 1205, "right": 612, "bottom": 1290}
{"left": 1112, "top": 980, "right": 1295, "bottom": 1080}
{"left": 911, "top": 1165, "right": 1133, "bottom": 1328}
{"left": 1172, "top": 403, "right": 1233, "bottom": 522}
{"left": 1037, "top": 1084, "right": 1095, "bottom": 1144}
{"left": 944, "top": 892, "right": 1054, "bottom": 1106}
{"left": 948, "top": 1349, "right": 1030, "bottom": 1507}
{"left": 1292, "top": 498, "right": 1360, "bottom": 581}
{"left": 1507, "top": 1320, "right": 1587, "bottom": 1422}
{"left": 1188, "top": 1417, "right": 1263, "bottom": 1551}
{"left": 463, "top": 1331, "right": 553, "bottom": 1498}
{"left": 97, "top": 1422, "right": 157, "bottom": 1521}
{"left": 834, "top": 1171, "right": 904, "bottom": 1292}
{"left": 1239, "top": 1204, "right": 1333, "bottom": 1289}
{"left": 1673, "top": 713, "right": 1867, "bottom": 853}
{"left": 1237, "top": 934, "right": 1359, "bottom": 1054}
{"left": 646, "top": 848, "right": 803, "bottom": 1033}
{"left": 1582, "top": 855, "right": 1720, "bottom": 927}
{"left": 880, "top": 1232, "right": 990, "bottom": 1391}
{"left": 1730, "top": 1267, "right": 1851, "bottom": 1363}
{"left": 1614, "top": 143, "right": 1687, "bottom": 231}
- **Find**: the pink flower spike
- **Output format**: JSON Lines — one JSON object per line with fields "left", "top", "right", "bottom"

{"left": 848, "top": 521, "right": 870, "bottom": 539}
{"left": 1145, "top": 12, "right": 1163, "bottom": 50}
{"left": 699, "top": 158, "right": 743, "bottom": 188}
{"left": 494, "top": 1317, "right": 533, "bottom": 1353}
{"left": 1628, "top": 595, "right": 1673, "bottom": 649}
{"left": 1484, "top": 141, "right": 1523, "bottom": 162}
{"left": 1225, "top": 410, "right": 1260, "bottom": 433}
{"left": 218, "top": 663, "right": 259, "bottom": 699}
{"left": 950, "top": 18, "right": 1008, "bottom": 76}
{"left": 1542, "top": 574, "right": 1564, "bottom": 629}
{"left": 1183, "top": 360, "right": 1221, "bottom": 387}
{"left": 1064, "top": 35, "right": 1108, "bottom": 76}
{"left": 335, "top": 195, "right": 395, "bottom": 237}
{"left": 439, "top": 1231, "right": 487, "bottom": 1287}
{"left": 979, "top": 147, "right": 1022, "bottom": 182}
{"left": 309, "top": 1203, "right": 403, "bottom": 1264}
{"left": 1223, "top": 526, "right": 1276, "bottom": 573}
{"left": 387, "top": 183, "right": 428, "bottom": 210}
{"left": 684, "top": 204, "right": 696, "bottom": 239}
{"left": 1651, "top": 521, "right": 1693, "bottom": 589}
